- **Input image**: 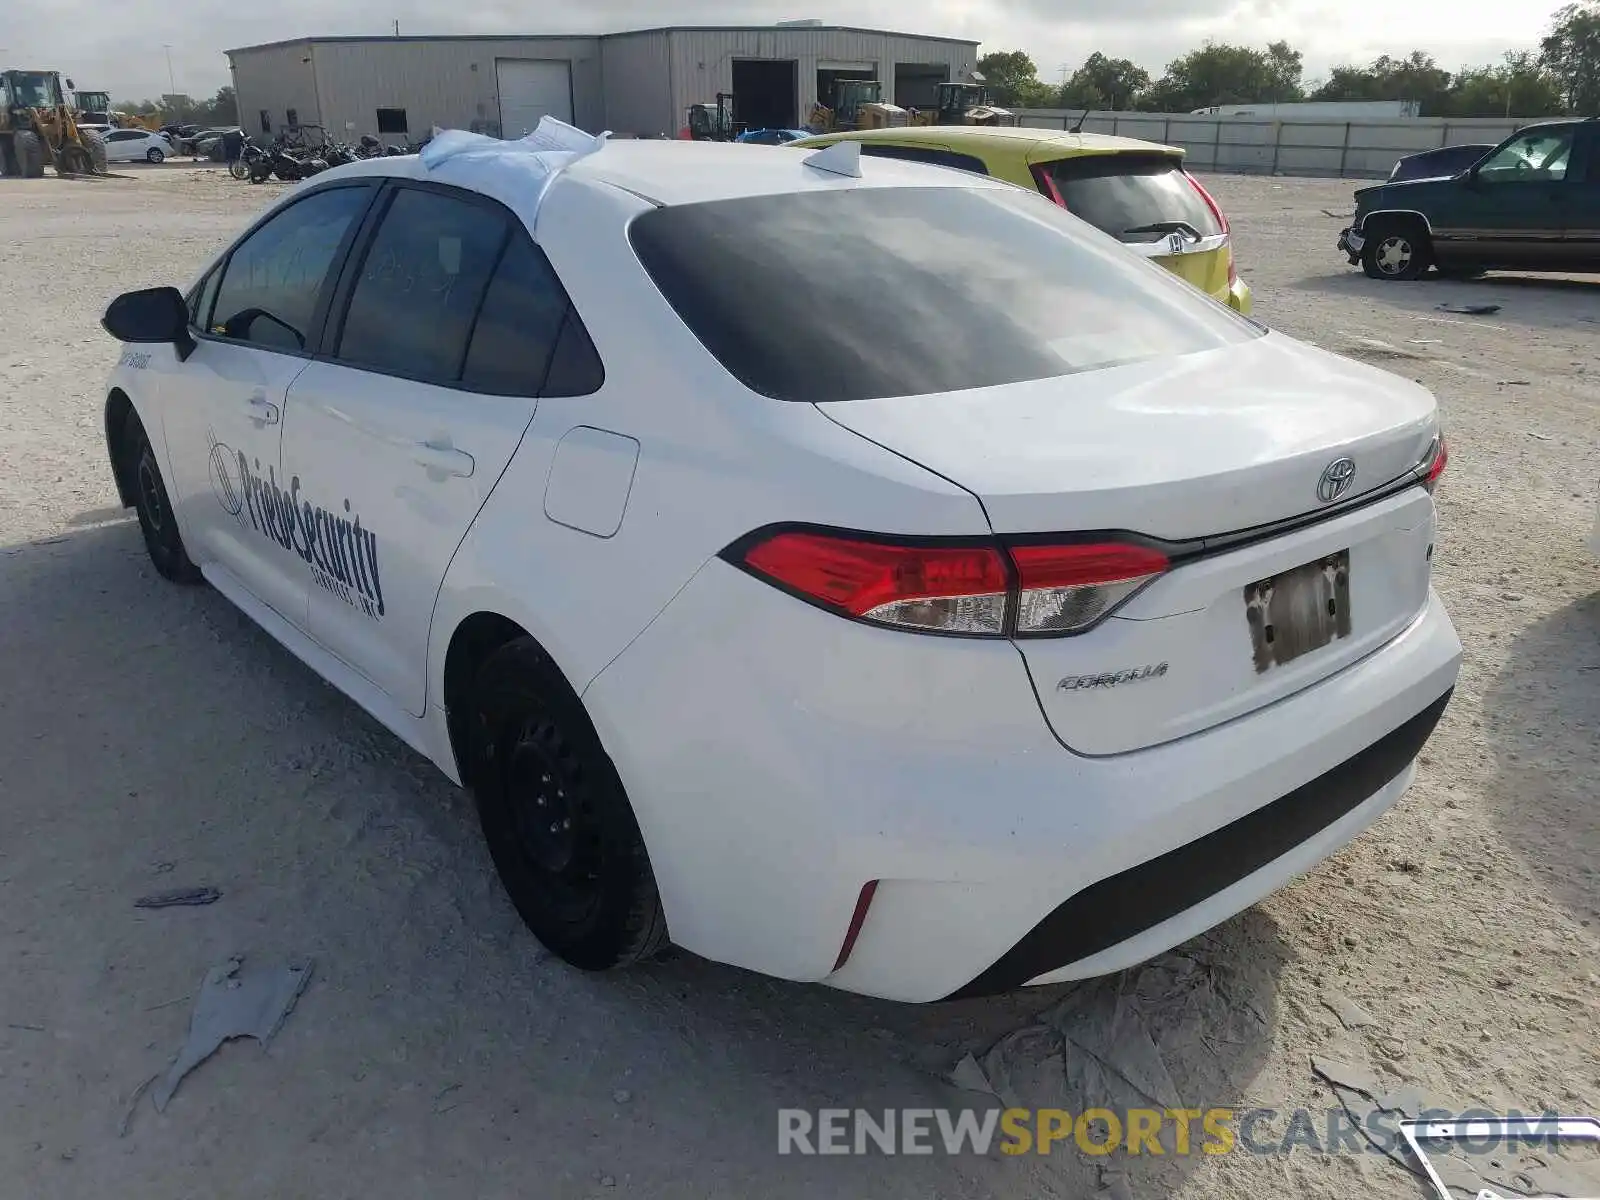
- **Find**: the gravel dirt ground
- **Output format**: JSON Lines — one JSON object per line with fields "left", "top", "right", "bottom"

{"left": 1, "top": 168, "right": 1597, "bottom": 1200}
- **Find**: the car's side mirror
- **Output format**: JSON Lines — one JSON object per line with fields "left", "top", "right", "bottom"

{"left": 102, "top": 286, "right": 196, "bottom": 361}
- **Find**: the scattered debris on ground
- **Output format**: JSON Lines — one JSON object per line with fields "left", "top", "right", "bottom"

{"left": 133, "top": 885, "right": 221, "bottom": 909}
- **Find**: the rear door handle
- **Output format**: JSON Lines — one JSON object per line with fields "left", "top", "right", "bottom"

{"left": 411, "top": 439, "right": 475, "bottom": 479}
{"left": 246, "top": 392, "right": 279, "bottom": 426}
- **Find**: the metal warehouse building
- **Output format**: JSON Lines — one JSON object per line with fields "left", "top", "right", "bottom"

{"left": 226, "top": 24, "right": 979, "bottom": 143}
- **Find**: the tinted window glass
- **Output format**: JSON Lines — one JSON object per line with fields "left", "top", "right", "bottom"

{"left": 210, "top": 186, "right": 370, "bottom": 351}
{"left": 859, "top": 144, "right": 990, "bottom": 176}
{"left": 189, "top": 267, "right": 221, "bottom": 329}
{"left": 540, "top": 310, "right": 605, "bottom": 398}
{"left": 1034, "top": 154, "right": 1222, "bottom": 244}
{"left": 630, "top": 185, "right": 1256, "bottom": 403}
{"left": 1478, "top": 128, "right": 1573, "bottom": 182}
{"left": 460, "top": 235, "right": 569, "bottom": 395}
{"left": 338, "top": 188, "right": 508, "bottom": 383}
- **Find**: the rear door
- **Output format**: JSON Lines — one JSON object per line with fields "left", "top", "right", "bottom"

{"left": 279, "top": 181, "right": 591, "bottom": 716}
{"left": 1029, "top": 151, "right": 1233, "bottom": 301}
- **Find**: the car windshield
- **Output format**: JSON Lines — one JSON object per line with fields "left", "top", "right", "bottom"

{"left": 1033, "top": 153, "right": 1223, "bottom": 244}
{"left": 7, "top": 72, "right": 61, "bottom": 107}
{"left": 1478, "top": 129, "right": 1574, "bottom": 181}
{"left": 629, "top": 184, "right": 1259, "bottom": 404}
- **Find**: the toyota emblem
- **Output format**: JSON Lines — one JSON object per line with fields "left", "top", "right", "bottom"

{"left": 1317, "top": 457, "right": 1357, "bottom": 503}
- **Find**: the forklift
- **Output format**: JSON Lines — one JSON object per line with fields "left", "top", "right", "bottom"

{"left": 685, "top": 93, "right": 741, "bottom": 141}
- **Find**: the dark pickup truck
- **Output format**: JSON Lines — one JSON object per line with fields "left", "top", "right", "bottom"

{"left": 1338, "top": 118, "right": 1600, "bottom": 280}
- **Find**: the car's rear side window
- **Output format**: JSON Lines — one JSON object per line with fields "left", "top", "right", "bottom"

{"left": 459, "top": 234, "right": 570, "bottom": 396}
{"left": 337, "top": 188, "right": 508, "bottom": 384}
{"left": 858, "top": 143, "right": 990, "bottom": 176}
{"left": 1033, "top": 154, "right": 1222, "bottom": 245}
{"left": 629, "top": 185, "right": 1257, "bottom": 403}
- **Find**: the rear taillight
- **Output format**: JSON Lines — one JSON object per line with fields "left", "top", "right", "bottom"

{"left": 742, "top": 531, "right": 1009, "bottom": 634}
{"left": 1420, "top": 433, "right": 1448, "bottom": 493}
{"left": 1010, "top": 542, "right": 1170, "bottom": 634}
{"left": 730, "top": 528, "right": 1168, "bottom": 637}
{"left": 1185, "top": 171, "right": 1238, "bottom": 285}
{"left": 1185, "top": 171, "right": 1229, "bottom": 234}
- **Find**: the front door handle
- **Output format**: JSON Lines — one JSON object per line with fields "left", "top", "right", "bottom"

{"left": 411, "top": 439, "right": 475, "bottom": 479}
{"left": 246, "top": 392, "right": 279, "bottom": 427}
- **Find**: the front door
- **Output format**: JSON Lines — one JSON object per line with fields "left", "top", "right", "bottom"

{"left": 280, "top": 183, "right": 577, "bottom": 715}
{"left": 1561, "top": 125, "right": 1600, "bottom": 270}
{"left": 159, "top": 182, "right": 375, "bottom": 625}
{"left": 1430, "top": 126, "right": 1577, "bottom": 269}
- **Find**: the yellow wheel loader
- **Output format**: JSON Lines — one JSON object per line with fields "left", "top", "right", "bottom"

{"left": 1, "top": 69, "right": 108, "bottom": 178}
{"left": 909, "top": 83, "right": 1014, "bottom": 128}
{"left": 807, "top": 80, "right": 907, "bottom": 135}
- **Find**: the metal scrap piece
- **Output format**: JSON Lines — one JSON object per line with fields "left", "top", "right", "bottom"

{"left": 1400, "top": 1115, "right": 1600, "bottom": 1200}
{"left": 149, "top": 957, "right": 313, "bottom": 1113}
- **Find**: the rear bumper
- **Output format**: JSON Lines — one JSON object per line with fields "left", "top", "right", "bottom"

{"left": 1226, "top": 276, "right": 1253, "bottom": 314}
{"left": 1338, "top": 226, "right": 1365, "bottom": 264}
{"left": 585, "top": 564, "right": 1462, "bottom": 1003}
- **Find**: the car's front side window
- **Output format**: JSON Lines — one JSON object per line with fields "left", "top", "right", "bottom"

{"left": 335, "top": 187, "right": 508, "bottom": 385}
{"left": 1478, "top": 130, "right": 1574, "bottom": 182}
{"left": 208, "top": 186, "right": 371, "bottom": 353}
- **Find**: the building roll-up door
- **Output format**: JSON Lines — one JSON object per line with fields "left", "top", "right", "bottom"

{"left": 495, "top": 59, "right": 574, "bottom": 138}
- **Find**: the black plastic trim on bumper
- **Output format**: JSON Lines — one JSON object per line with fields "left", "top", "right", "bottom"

{"left": 945, "top": 688, "right": 1453, "bottom": 1000}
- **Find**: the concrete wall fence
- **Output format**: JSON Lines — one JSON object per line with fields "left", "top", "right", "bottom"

{"left": 1013, "top": 109, "right": 1533, "bottom": 179}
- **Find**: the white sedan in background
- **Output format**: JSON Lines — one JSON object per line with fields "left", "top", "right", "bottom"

{"left": 95, "top": 132, "right": 1462, "bottom": 1002}
{"left": 102, "top": 128, "right": 170, "bottom": 163}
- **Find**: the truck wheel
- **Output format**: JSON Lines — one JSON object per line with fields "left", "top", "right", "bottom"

{"left": 1361, "top": 219, "right": 1431, "bottom": 281}
{"left": 85, "top": 131, "right": 109, "bottom": 175}
{"left": 0, "top": 137, "right": 17, "bottom": 177}
{"left": 468, "top": 637, "right": 668, "bottom": 971}
{"left": 15, "top": 130, "right": 45, "bottom": 179}
{"left": 123, "top": 410, "right": 201, "bottom": 584}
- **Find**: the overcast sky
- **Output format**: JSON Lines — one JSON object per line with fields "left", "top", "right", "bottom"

{"left": 9, "top": 0, "right": 1557, "bottom": 106}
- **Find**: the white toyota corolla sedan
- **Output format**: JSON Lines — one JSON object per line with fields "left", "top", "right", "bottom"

{"left": 98, "top": 126, "right": 1461, "bottom": 1002}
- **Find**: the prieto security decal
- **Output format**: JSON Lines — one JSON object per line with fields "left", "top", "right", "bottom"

{"left": 207, "top": 430, "right": 386, "bottom": 620}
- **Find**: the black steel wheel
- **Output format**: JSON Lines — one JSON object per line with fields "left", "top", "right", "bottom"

{"left": 469, "top": 638, "right": 667, "bottom": 971}
{"left": 124, "top": 410, "right": 201, "bottom": 584}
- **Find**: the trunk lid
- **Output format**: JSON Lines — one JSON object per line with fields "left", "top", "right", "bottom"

{"left": 817, "top": 332, "right": 1440, "bottom": 754}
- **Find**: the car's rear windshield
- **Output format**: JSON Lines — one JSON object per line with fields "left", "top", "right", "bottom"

{"left": 1035, "top": 154, "right": 1223, "bottom": 245}
{"left": 628, "top": 185, "right": 1258, "bottom": 403}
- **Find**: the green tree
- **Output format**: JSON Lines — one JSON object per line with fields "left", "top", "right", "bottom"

{"left": 1057, "top": 52, "right": 1151, "bottom": 110}
{"left": 1139, "top": 41, "right": 1306, "bottom": 110}
{"left": 975, "top": 50, "right": 1056, "bottom": 108}
{"left": 1447, "top": 51, "right": 1567, "bottom": 116}
{"left": 1308, "top": 51, "right": 1454, "bottom": 114}
{"left": 1540, "top": 1, "right": 1600, "bottom": 114}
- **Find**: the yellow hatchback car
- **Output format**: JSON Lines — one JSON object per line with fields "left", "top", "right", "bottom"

{"left": 789, "top": 125, "right": 1252, "bottom": 314}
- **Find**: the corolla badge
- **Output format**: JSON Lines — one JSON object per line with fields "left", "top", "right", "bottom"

{"left": 1057, "top": 663, "right": 1169, "bottom": 693}
{"left": 1317, "top": 457, "right": 1357, "bottom": 504}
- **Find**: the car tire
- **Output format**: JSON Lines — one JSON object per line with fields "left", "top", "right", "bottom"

{"left": 1361, "top": 219, "right": 1431, "bottom": 281}
{"left": 123, "top": 410, "right": 201, "bottom": 584}
{"left": 146, "top": 146, "right": 165, "bottom": 164}
{"left": 467, "top": 637, "right": 668, "bottom": 971}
